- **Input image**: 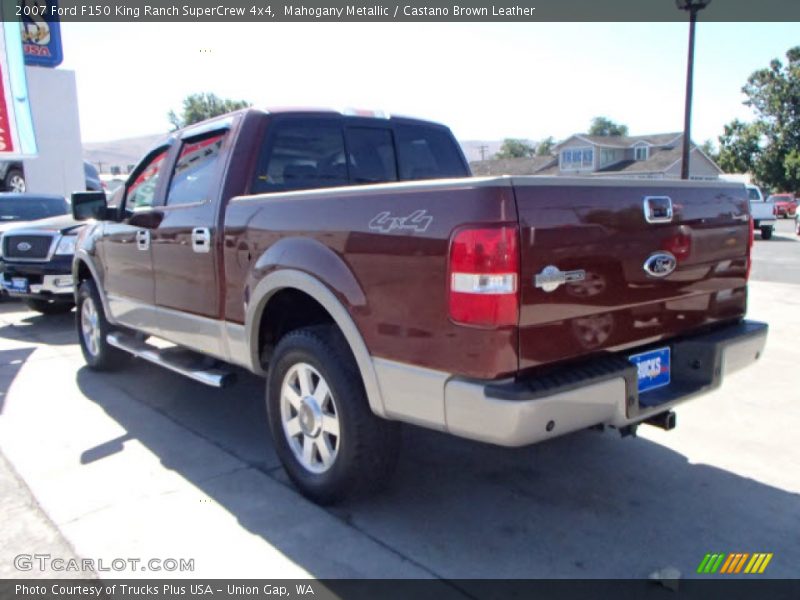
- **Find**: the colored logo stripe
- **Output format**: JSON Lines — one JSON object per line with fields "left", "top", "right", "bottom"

{"left": 698, "top": 552, "right": 773, "bottom": 574}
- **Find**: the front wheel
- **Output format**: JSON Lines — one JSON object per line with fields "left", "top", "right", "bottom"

{"left": 25, "top": 299, "right": 74, "bottom": 315}
{"left": 760, "top": 226, "right": 773, "bottom": 240}
{"left": 76, "top": 279, "right": 129, "bottom": 370}
{"left": 266, "top": 326, "right": 400, "bottom": 504}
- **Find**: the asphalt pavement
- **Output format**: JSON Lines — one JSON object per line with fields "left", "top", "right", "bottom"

{"left": 0, "top": 219, "right": 797, "bottom": 580}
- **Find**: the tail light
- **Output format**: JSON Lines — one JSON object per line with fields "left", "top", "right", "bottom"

{"left": 662, "top": 231, "right": 691, "bottom": 262}
{"left": 773, "top": 204, "right": 778, "bottom": 216}
{"left": 448, "top": 225, "right": 519, "bottom": 327}
{"left": 746, "top": 216, "right": 754, "bottom": 280}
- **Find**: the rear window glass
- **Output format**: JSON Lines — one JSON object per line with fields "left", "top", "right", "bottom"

{"left": 167, "top": 131, "right": 227, "bottom": 206}
{"left": 0, "top": 196, "right": 67, "bottom": 222}
{"left": 395, "top": 124, "right": 466, "bottom": 181}
{"left": 251, "top": 121, "right": 348, "bottom": 194}
{"left": 345, "top": 127, "right": 397, "bottom": 184}
{"left": 747, "top": 187, "right": 761, "bottom": 201}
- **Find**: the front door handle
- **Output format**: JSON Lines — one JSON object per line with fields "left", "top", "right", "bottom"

{"left": 192, "top": 228, "right": 211, "bottom": 253}
{"left": 136, "top": 230, "right": 150, "bottom": 251}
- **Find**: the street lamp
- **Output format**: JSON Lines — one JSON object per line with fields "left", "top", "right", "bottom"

{"left": 676, "top": 0, "right": 711, "bottom": 180}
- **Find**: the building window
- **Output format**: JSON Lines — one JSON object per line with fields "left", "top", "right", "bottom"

{"left": 561, "top": 147, "right": 593, "bottom": 169}
{"left": 634, "top": 146, "right": 649, "bottom": 161}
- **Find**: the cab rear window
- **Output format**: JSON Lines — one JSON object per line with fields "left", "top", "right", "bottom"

{"left": 250, "top": 119, "right": 467, "bottom": 194}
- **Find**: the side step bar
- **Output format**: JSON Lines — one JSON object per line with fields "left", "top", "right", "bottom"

{"left": 106, "top": 332, "right": 235, "bottom": 388}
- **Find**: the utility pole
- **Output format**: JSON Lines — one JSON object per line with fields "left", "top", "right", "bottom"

{"left": 478, "top": 145, "right": 488, "bottom": 161}
{"left": 676, "top": 0, "right": 711, "bottom": 180}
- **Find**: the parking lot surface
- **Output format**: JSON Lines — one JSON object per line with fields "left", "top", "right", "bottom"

{"left": 0, "top": 220, "right": 798, "bottom": 579}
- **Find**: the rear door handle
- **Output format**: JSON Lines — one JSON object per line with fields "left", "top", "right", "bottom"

{"left": 136, "top": 230, "right": 150, "bottom": 251}
{"left": 192, "top": 228, "right": 211, "bottom": 253}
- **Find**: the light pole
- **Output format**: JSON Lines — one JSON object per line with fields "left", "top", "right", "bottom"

{"left": 676, "top": 0, "right": 711, "bottom": 180}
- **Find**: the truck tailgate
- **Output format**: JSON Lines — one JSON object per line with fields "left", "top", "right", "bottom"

{"left": 512, "top": 178, "right": 750, "bottom": 372}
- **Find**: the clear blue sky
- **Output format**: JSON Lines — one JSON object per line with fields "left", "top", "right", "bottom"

{"left": 60, "top": 22, "right": 799, "bottom": 145}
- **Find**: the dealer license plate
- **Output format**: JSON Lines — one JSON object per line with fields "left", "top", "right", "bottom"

{"left": 629, "top": 346, "right": 671, "bottom": 393}
{"left": 3, "top": 277, "right": 29, "bottom": 293}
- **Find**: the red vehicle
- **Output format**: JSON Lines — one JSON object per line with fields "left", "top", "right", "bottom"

{"left": 767, "top": 193, "right": 797, "bottom": 218}
{"left": 69, "top": 109, "right": 767, "bottom": 503}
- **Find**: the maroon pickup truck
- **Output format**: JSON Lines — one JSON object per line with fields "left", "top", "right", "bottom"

{"left": 70, "top": 108, "right": 767, "bottom": 503}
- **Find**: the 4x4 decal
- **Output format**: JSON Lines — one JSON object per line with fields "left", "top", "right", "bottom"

{"left": 368, "top": 210, "right": 433, "bottom": 234}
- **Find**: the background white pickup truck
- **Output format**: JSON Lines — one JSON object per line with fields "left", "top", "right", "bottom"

{"left": 747, "top": 184, "right": 776, "bottom": 240}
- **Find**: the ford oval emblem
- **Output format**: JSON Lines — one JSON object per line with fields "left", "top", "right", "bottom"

{"left": 643, "top": 252, "right": 677, "bottom": 278}
{"left": 16, "top": 242, "right": 32, "bottom": 252}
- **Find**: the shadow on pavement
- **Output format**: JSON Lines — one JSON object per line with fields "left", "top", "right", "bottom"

{"left": 75, "top": 359, "right": 800, "bottom": 579}
{"left": 0, "top": 347, "right": 35, "bottom": 415}
{"left": 0, "top": 300, "right": 76, "bottom": 347}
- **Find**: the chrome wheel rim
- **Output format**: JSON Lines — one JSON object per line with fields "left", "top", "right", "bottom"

{"left": 80, "top": 297, "right": 101, "bottom": 357}
{"left": 280, "top": 362, "right": 340, "bottom": 474}
{"left": 8, "top": 175, "right": 25, "bottom": 193}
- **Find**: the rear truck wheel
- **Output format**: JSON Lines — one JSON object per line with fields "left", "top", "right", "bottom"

{"left": 760, "top": 226, "right": 773, "bottom": 240}
{"left": 4, "top": 168, "right": 26, "bottom": 193}
{"left": 76, "top": 279, "right": 128, "bottom": 370}
{"left": 24, "top": 299, "right": 74, "bottom": 315}
{"left": 266, "top": 325, "right": 400, "bottom": 505}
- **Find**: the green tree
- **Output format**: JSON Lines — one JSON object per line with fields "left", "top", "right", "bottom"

{"left": 718, "top": 46, "right": 800, "bottom": 192}
{"left": 168, "top": 92, "right": 251, "bottom": 130}
{"left": 536, "top": 136, "right": 555, "bottom": 156}
{"left": 700, "top": 139, "right": 718, "bottom": 162}
{"left": 718, "top": 120, "right": 762, "bottom": 174}
{"left": 588, "top": 116, "right": 629, "bottom": 137}
{"left": 495, "top": 138, "right": 536, "bottom": 159}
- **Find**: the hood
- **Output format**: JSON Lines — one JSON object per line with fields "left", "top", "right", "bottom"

{"left": 0, "top": 215, "right": 84, "bottom": 236}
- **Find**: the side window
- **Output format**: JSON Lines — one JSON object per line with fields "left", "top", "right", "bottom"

{"left": 167, "top": 131, "right": 227, "bottom": 206}
{"left": 126, "top": 150, "right": 167, "bottom": 210}
{"left": 345, "top": 127, "right": 397, "bottom": 184}
{"left": 251, "top": 121, "right": 347, "bottom": 194}
{"left": 395, "top": 125, "right": 467, "bottom": 181}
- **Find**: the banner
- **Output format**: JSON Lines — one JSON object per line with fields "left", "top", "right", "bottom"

{"left": 0, "top": 19, "right": 37, "bottom": 157}
{"left": 20, "top": 0, "right": 63, "bottom": 67}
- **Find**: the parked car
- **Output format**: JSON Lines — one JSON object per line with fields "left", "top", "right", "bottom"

{"left": 0, "top": 160, "right": 105, "bottom": 193}
{"left": 69, "top": 108, "right": 767, "bottom": 504}
{"left": 766, "top": 193, "right": 797, "bottom": 218}
{"left": 746, "top": 184, "right": 777, "bottom": 239}
{"left": 84, "top": 161, "right": 103, "bottom": 192}
{"left": 0, "top": 193, "right": 82, "bottom": 313}
{"left": 0, "top": 161, "right": 26, "bottom": 193}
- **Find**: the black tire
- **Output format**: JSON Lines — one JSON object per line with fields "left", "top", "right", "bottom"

{"left": 76, "top": 279, "right": 128, "bottom": 370}
{"left": 24, "top": 299, "right": 74, "bottom": 315}
{"left": 266, "top": 325, "right": 400, "bottom": 504}
{"left": 760, "top": 226, "right": 773, "bottom": 240}
{"left": 4, "top": 168, "right": 26, "bottom": 193}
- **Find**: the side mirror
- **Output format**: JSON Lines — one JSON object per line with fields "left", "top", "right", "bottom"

{"left": 71, "top": 191, "right": 108, "bottom": 221}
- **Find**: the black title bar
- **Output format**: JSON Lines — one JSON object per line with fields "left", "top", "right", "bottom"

{"left": 2, "top": 0, "right": 800, "bottom": 22}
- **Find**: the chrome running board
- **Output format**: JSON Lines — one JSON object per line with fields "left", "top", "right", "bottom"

{"left": 106, "top": 331, "right": 235, "bottom": 388}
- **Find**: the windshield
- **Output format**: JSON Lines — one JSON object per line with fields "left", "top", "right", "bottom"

{"left": 767, "top": 195, "right": 792, "bottom": 203}
{"left": 0, "top": 196, "right": 68, "bottom": 222}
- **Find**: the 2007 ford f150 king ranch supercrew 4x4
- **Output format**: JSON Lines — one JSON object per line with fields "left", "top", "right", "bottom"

{"left": 70, "top": 108, "right": 767, "bottom": 503}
